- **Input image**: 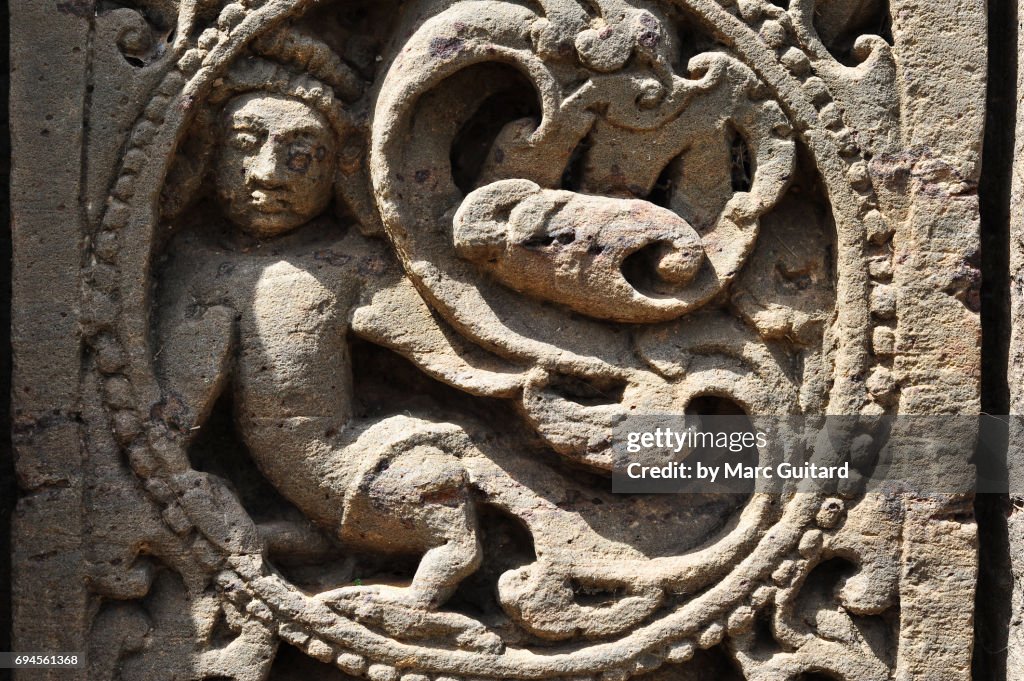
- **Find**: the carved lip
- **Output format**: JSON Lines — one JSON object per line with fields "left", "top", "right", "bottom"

{"left": 248, "top": 190, "right": 290, "bottom": 213}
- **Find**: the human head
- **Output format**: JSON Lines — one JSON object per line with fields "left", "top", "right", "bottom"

{"left": 215, "top": 92, "right": 337, "bottom": 238}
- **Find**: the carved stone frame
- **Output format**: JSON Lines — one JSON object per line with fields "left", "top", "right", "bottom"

{"left": 10, "top": 1, "right": 984, "bottom": 679}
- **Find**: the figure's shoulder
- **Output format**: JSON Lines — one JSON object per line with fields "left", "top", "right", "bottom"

{"left": 298, "top": 221, "right": 403, "bottom": 281}
{"left": 157, "top": 221, "right": 255, "bottom": 304}
{"left": 162, "top": 220, "right": 232, "bottom": 265}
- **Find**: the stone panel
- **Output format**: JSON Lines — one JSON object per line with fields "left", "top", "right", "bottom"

{"left": 10, "top": 1, "right": 986, "bottom": 679}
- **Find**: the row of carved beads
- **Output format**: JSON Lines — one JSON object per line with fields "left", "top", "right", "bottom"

{"left": 213, "top": 494, "right": 848, "bottom": 680}
{"left": 733, "top": 0, "right": 900, "bottom": 418}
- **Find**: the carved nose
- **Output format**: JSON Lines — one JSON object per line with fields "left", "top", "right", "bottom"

{"left": 249, "top": 146, "right": 288, "bottom": 188}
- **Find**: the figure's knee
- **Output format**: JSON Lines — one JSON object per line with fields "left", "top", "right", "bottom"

{"left": 349, "top": 415, "right": 476, "bottom": 460}
{"left": 342, "top": 441, "right": 476, "bottom": 553}
{"left": 373, "top": 446, "right": 469, "bottom": 500}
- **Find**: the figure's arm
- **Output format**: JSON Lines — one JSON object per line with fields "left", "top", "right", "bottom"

{"left": 351, "top": 269, "right": 525, "bottom": 399}
{"left": 154, "top": 269, "right": 236, "bottom": 438}
{"left": 230, "top": 260, "right": 360, "bottom": 528}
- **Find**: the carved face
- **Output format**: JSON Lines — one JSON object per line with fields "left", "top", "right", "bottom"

{"left": 215, "top": 93, "right": 336, "bottom": 237}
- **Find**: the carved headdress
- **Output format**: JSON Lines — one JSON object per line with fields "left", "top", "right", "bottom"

{"left": 161, "top": 25, "right": 379, "bottom": 233}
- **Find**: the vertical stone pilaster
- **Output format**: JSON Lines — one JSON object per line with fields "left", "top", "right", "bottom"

{"left": 10, "top": 2, "right": 91, "bottom": 677}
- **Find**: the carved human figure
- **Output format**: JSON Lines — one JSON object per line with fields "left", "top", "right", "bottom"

{"left": 71, "top": 0, "right": 978, "bottom": 676}
{"left": 157, "top": 89, "right": 487, "bottom": 620}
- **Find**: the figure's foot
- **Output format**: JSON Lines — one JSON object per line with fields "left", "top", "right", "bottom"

{"left": 314, "top": 585, "right": 503, "bottom": 654}
{"left": 498, "top": 562, "right": 664, "bottom": 640}
{"left": 315, "top": 583, "right": 423, "bottom": 610}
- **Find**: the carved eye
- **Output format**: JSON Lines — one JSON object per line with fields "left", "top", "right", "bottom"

{"left": 287, "top": 148, "right": 313, "bottom": 173}
{"left": 292, "top": 135, "right": 319, "bottom": 153}
{"left": 291, "top": 141, "right": 314, "bottom": 156}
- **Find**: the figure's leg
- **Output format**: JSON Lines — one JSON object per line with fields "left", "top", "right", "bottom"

{"left": 320, "top": 442, "right": 481, "bottom": 609}
{"left": 406, "top": 503, "right": 482, "bottom": 608}
{"left": 367, "top": 444, "right": 482, "bottom": 608}
{"left": 315, "top": 439, "right": 502, "bottom": 652}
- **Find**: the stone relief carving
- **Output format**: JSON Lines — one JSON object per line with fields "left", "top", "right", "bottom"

{"left": 9, "top": 0, "right": 985, "bottom": 679}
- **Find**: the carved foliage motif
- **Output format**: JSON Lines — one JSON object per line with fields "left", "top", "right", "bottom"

{"left": 74, "top": 0, "right": 975, "bottom": 679}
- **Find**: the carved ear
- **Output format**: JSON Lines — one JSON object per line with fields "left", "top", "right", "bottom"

{"left": 334, "top": 132, "right": 385, "bottom": 237}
